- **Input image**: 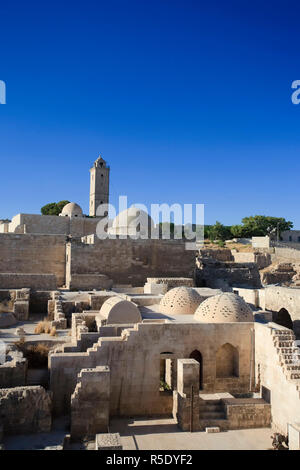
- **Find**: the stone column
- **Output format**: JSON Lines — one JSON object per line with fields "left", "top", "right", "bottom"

{"left": 175, "top": 359, "right": 200, "bottom": 432}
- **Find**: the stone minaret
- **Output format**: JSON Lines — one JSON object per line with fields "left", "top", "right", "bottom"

{"left": 89, "top": 155, "right": 110, "bottom": 216}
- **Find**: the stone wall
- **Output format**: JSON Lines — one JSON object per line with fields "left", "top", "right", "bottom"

{"left": 0, "top": 386, "right": 52, "bottom": 435}
{"left": 0, "top": 273, "right": 57, "bottom": 290}
{"left": 264, "top": 285, "right": 300, "bottom": 328}
{"left": 274, "top": 246, "right": 300, "bottom": 262}
{"left": 66, "top": 238, "right": 196, "bottom": 287}
{"left": 0, "top": 234, "right": 66, "bottom": 287}
{"left": 50, "top": 322, "right": 253, "bottom": 416}
{"left": 224, "top": 398, "right": 271, "bottom": 429}
{"left": 195, "top": 257, "right": 261, "bottom": 289}
{"left": 232, "top": 252, "right": 271, "bottom": 270}
{"left": 67, "top": 273, "right": 113, "bottom": 291}
{"left": 71, "top": 366, "right": 110, "bottom": 440}
{"left": 199, "top": 248, "right": 233, "bottom": 262}
{"left": 0, "top": 350, "right": 27, "bottom": 388}
{"left": 8, "top": 213, "right": 101, "bottom": 237}
{"left": 254, "top": 322, "right": 300, "bottom": 434}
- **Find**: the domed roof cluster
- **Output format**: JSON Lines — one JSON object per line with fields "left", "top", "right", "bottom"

{"left": 160, "top": 287, "right": 204, "bottom": 315}
{"left": 194, "top": 292, "right": 253, "bottom": 323}
{"left": 60, "top": 202, "right": 83, "bottom": 217}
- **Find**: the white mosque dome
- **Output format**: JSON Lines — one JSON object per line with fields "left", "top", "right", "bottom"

{"left": 194, "top": 292, "right": 253, "bottom": 323}
{"left": 60, "top": 202, "right": 83, "bottom": 217}
{"left": 108, "top": 206, "right": 154, "bottom": 236}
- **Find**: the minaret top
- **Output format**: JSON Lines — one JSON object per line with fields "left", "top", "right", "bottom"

{"left": 93, "top": 155, "right": 107, "bottom": 169}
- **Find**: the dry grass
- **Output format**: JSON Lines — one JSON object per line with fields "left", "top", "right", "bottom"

{"left": 34, "top": 320, "right": 52, "bottom": 335}
{"left": 225, "top": 241, "right": 254, "bottom": 252}
{"left": 15, "top": 341, "right": 50, "bottom": 368}
{"left": 50, "top": 326, "right": 57, "bottom": 336}
{"left": 84, "top": 315, "right": 97, "bottom": 332}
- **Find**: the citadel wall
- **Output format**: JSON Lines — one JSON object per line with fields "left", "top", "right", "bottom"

{"left": 66, "top": 237, "right": 196, "bottom": 287}
{"left": 7, "top": 213, "right": 101, "bottom": 237}
{"left": 0, "top": 234, "right": 66, "bottom": 287}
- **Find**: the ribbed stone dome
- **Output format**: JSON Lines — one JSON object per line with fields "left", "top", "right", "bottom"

{"left": 194, "top": 292, "right": 253, "bottom": 323}
{"left": 160, "top": 287, "right": 204, "bottom": 315}
{"left": 60, "top": 202, "right": 83, "bottom": 217}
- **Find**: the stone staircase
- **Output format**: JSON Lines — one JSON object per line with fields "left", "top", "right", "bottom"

{"left": 198, "top": 398, "right": 228, "bottom": 431}
{"left": 272, "top": 327, "right": 300, "bottom": 394}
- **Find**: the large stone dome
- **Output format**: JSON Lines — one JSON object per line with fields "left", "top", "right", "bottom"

{"left": 194, "top": 292, "right": 253, "bottom": 323}
{"left": 60, "top": 202, "right": 83, "bottom": 217}
{"left": 160, "top": 287, "right": 204, "bottom": 315}
{"left": 108, "top": 206, "right": 154, "bottom": 237}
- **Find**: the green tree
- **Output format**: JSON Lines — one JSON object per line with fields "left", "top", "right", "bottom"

{"left": 230, "top": 224, "right": 246, "bottom": 238}
{"left": 41, "top": 200, "right": 70, "bottom": 216}
{"left": 208, "top": 221, "right": 231, "bottom": 241}
{"left": 240, "top": 216, "right": 293, "bottom": 238}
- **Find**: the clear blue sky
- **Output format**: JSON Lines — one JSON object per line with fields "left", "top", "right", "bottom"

{"left": 1, "top": 0, "right": 300, "bottom": 227}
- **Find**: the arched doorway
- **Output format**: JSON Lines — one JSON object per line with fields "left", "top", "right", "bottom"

{"left": 189, "top": 350, "right": 203, "bottom": 390}
{"left": 275, "top": 308, "right": 293, "bottom": 330}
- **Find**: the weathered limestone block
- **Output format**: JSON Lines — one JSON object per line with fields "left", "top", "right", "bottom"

{"left": 95, "top": 432, "right": 123, "bottom": 450}
{"left": 0, "top": 386, "right": 52, "bottom": 435}
{"left": 224, "top": 400, "right": 271, "bottom": 429}
{"left": 71, "top": 366, "right": 110, "bottom": 440}
{"left": 13, "top": 300, "right": 29, "bottom": 321}
{"left": 175, "top": 359, "right": 200, "bottom": 432}
{"left": 0, "top": 349, "right": 27, "bottom": 387}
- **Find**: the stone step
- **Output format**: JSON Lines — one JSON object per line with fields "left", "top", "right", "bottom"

{"left": 275, "top": 341, "right": 296, "bottom": 348}
{"left": 281, "top": 354, "right": 300, "bottom": 360}
{"left": 199, "top": 419, "right": 228, "bottom": 432}
{"left": 278, "top": 348, "right": 300, "bottom": 354}
{"left": 285, "top": 365, "right": 300, "bottom": 371}
{"left": 273, "top": 336, "right": 295, "bottom": 342}
{"left": 199, "top": 399, "right": 221, "bottom": 406}
{"left": 287, "top": 373, "right": 300, "bottom": 379}
{"left": 199, "top": 404, "right": 224, "bottom": 412}
{"left": 199, "top": 411, "right": 226, "bottom": 420}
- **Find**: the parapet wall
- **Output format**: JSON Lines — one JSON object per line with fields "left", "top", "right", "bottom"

{"left": 0, "top": 234, "right": 66, "bottom": 287}
{"left": 67, "top": 238, "right": 195, "bottom": 287}
{"left": 0, "top": 273, "right": 56, "bottom": 290}
{"left": 8, "top": 213, "right": 101, "bottom": 237}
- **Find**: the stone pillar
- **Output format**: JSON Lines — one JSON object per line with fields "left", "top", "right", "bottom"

{"left": 71, "top": 366, "right": 110, "bottom": 440}
{"left": 175, "top": 359, "right": 200, "bottom": 432}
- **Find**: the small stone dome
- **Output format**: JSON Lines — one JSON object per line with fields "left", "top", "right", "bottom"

{"left": 160, "top": 287, "right": 204, "bottom": 315}
{"left": 194, "top": 292, "right": 253, "bottom": 323}
{"left": 99, "top": 297, "right": 142, "bottom": 324}
{"left": 60, "top": 202, "right": 83, "bottom": 217}
{"left": 108, "top": 206, "right": 154, "bottom": 237}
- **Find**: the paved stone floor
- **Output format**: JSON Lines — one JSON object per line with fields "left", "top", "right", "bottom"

{"left": 0, "top": 315, "right": 70, "bottom": 345}
{"left": 110, "top": 417, "right": 273, "bottom": 450}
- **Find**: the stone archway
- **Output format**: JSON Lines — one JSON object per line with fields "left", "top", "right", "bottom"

{"left": 275, "top": 308, "right": 293, "bottom": 330}
{"left": 189, "top": 350, "right": 203, "bottom": 390}
{"left": 216, "top": 343, "right": 239, "bottom": 378}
